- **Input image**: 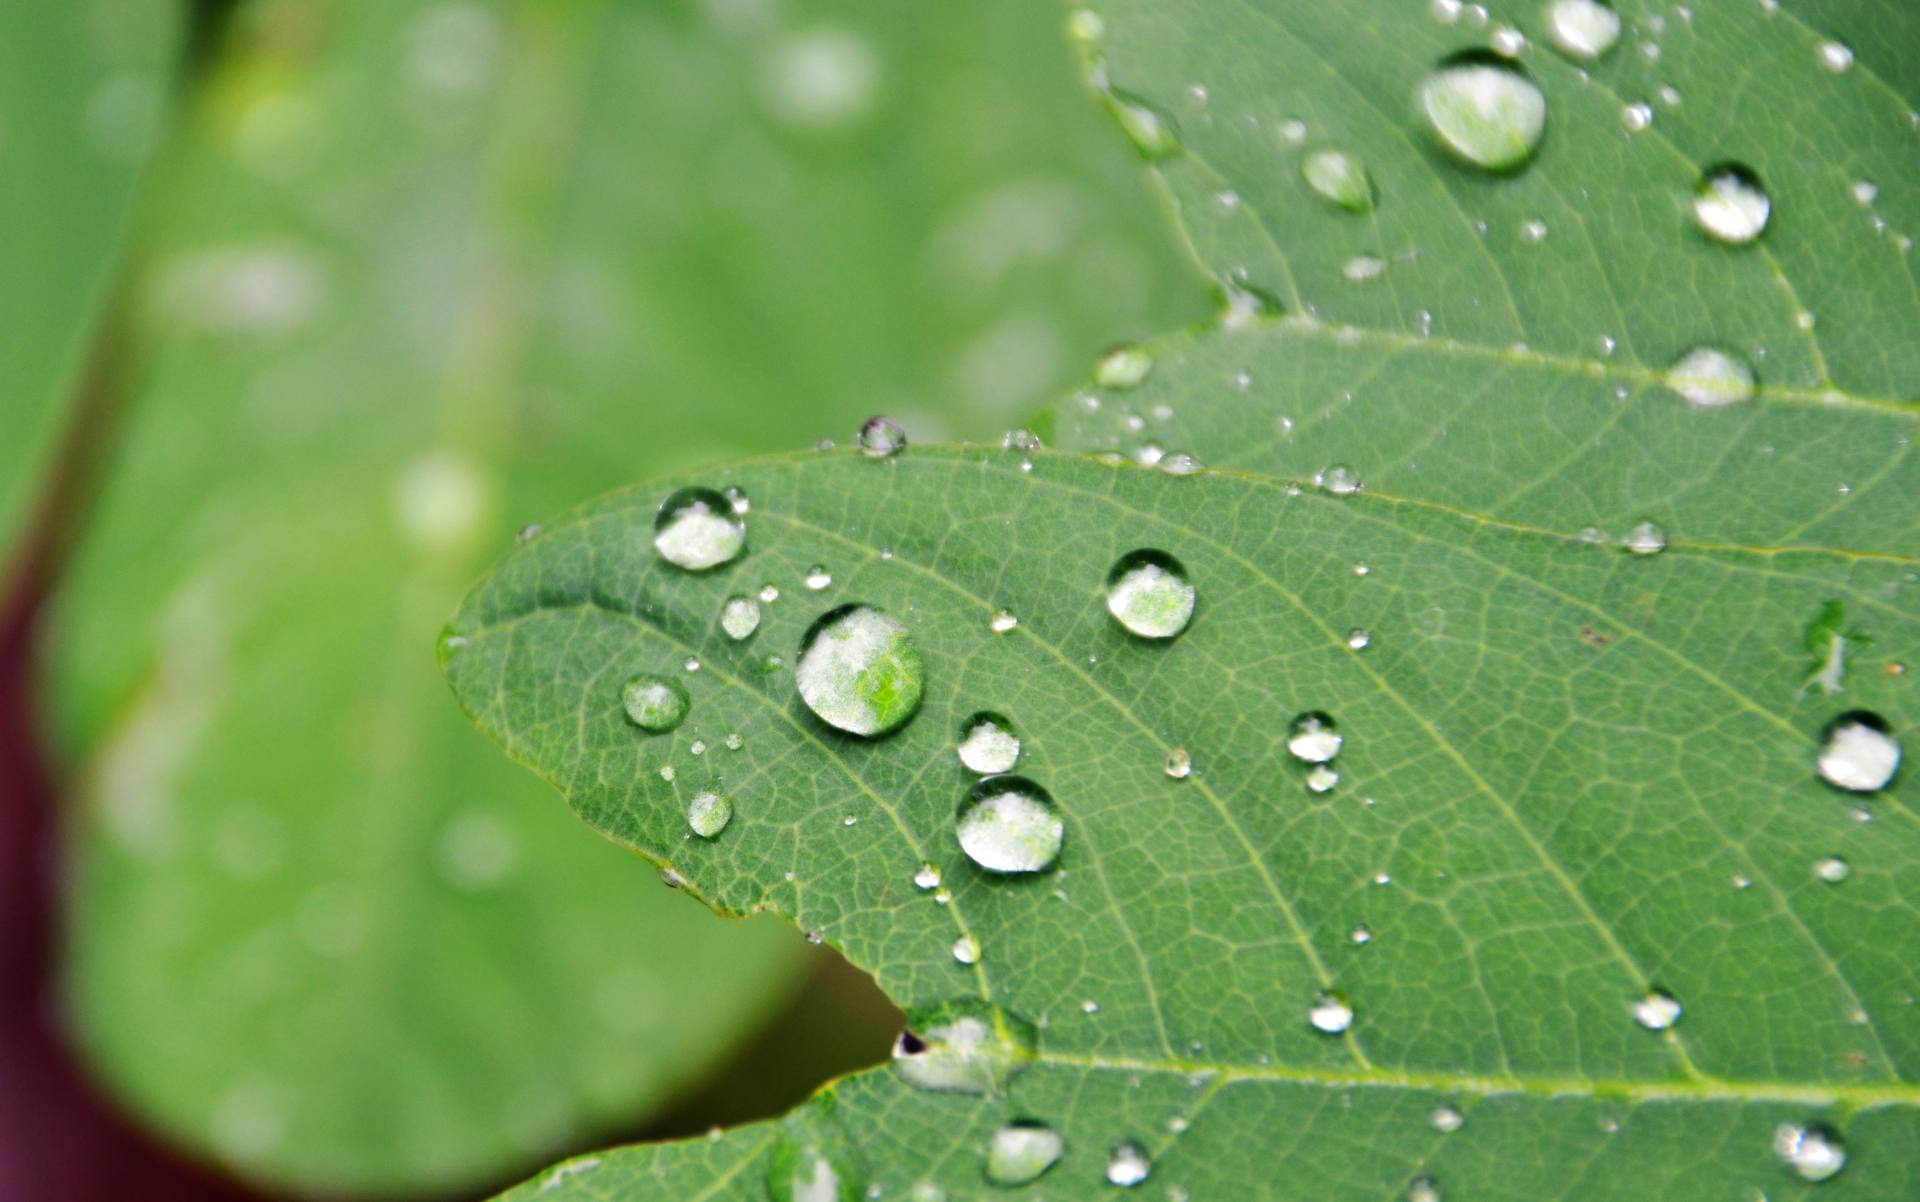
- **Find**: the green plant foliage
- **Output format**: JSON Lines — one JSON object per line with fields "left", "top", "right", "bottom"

{"left": 47, "top": 0, "right": 1202, "bottom": 1194}
{"left": 448, "top": 0, "right": 1919, "bottom": 1196}
{"left": 0, "top": 0, "right": 177, "bottom": 561}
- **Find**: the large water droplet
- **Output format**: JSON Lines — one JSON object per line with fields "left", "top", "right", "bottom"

{"left": 1105, "top": 1142, "right": 1151, "bottom": 1187}
{"left": 1816, "top": 41, "right": 1854, "bottom": 73}
{"left": 1108, "top": 90, "right": 1181, "bottom": 160}
{"left": 622, "top": 673, "right": 689, "bottom": 733}
{"left": 1631, "top": 990, "right": 1682, "bottom": 1030}
{"left": 1816, "top": 711, "right": 1900, "bottom": 792}
{"left": 984, "top": 1121, "right": 1064, "bottom": 1186}
{"left": 796, "top": 605, "right": 925, "bottom": 737}
{"left": 767, "top": 1136, "right": 861, "bottom": 1202}
{"left": 1302, "top": 148, "right": 1375, "bottom": 213}
{"left": 890, "top": 1000, "right": 1035, "bottom": 1094}
{"left": 1665, "top": 345, "right": 1756, "bottom": 407}
{"left": 687, "top": 790, "right": 732, "bottom": 839}
{"left": 721, "top": 595, "right": 762, "bottom": 641}
{"left": 1105, "top": 549, "right": 1195, "bottom": 639}
{"left": 1316, "top": 464, "right": 1362, "bottom": 494}
{"left": 958, "top": 712, "right": 1021, "bottom": 775}
{"left": 857, "top": 415, "right": 906, "bottom": 458}
{"left": 1097, "top": 344, "right": 1154, "bottom": 389}
{"left": 1308, "top": 991, "right": 1354, "bottom": 1033}
{"left": 1288, "top": 712, "right": 1344, "bottom": 763}
{"left": 1544, "top": 0, "right": 1621, "bottom": 61}
{"left": 1693, "top": 165, "right": 1771, "bottom": 245}
{"left": 653, "top": 487, "right": 745, "bottom": 571}
{"left": 1418, "top": 55, "right": 1546, "bottom": 172}
{"left": 1774, "top": 1122, "right": 1846, "bottom": 1182}
{"left": 956, "top": 777, "right": 1064, "bottom": 873}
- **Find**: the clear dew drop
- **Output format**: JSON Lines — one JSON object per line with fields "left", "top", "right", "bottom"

{"left": 1623, "top": 520, "right": 1668, "bottom": 556}
{"left": 1347, "top": 628, "right": 1372, "bottom": 650}
{"left": 1317, "top": 464, "right": 1363, "bottom": 494}
{"left": 1774, "top": 1122, "right": 1846, "bottom": 1182}
{"left": 1693, "top": 165, "right": 1771, "bottom": 245}
{"left": 890, "top": 1000, "right": 1035, "bottom": 1094}
{"left": 1351, "top": 923, "right": 1373, "bottom": 944}
{"left": 952, "top": 935, "right": 981, "bottom": 965}
{"left": 1309, "top": 991, "right": 1355, "bottom": 1034}
{"left": 795, "top": 604, "right": 925, "bottom": 737}
{"left": 1490, "top": 24, "right": 1527, "bottom": 56}
{"left": 957, "top": 712, "right": 1021, "bottom": 775}
{"left": 857, "top": 415, "right": 906, "bottom": 458}
{"left": 621, "top": 673, "right": 689, "bottom": 733}
{"left": 1165, "top": 747, "right": 1193, "bottom": 779}
{"left": 1816, "top": 40, "right": 1854, "bottom": 73}
{"left": 1418, "top": 55, "right": 1547, "bottom": 172}
{"left": 1852, "top": 179, "right": 1879, "bottom": 206}
{"left": 1343, "top": 255, "right": 1386, "bottom": 283}
{"left": 1631, "top": 990, "right": 1682, "bottom": 1030}
{"left": 1431, "top": 1105, "right": 1464, "bottom": 1133}
{"left": 1158, "top": 450, "right": 1204, "bottom": 476}
{"left": 1096, "top": 344, "right": 1155, "bottom": 389}
{"left": 913, "top": 863, "right": 941, "bottom": 890}
{"left": 1108, "top": 89, "right": 1182, "bottom": 160}
{"left": 653, "top": 487, "right": 746, "bottom": 571}
{"left": 1544, "top": 0, "right": 1621, "bottom": 61}
{"left": 1105, "top": 1141, "right": 1151, "bottom": 1188}
{"left": 1302, "top": 148, "right": 1376, "bottom": 213}
{"left": 721, "top": 595, "right": 762, "bottom": 641}
{"left": 955, "top": 776, "right": 1064, "bottom": 873}
{"left": 989, "top": 608, "right": 1019, "bottom": 633}
{"left": 1105, "top": 549, "right": 1196, "bottom": 639}
{"left": 1307, "top": 765, "right": 1341, "bottom": 793}
{"left": 1816, "top": 711, "right": 1900, "bottom": 793}
{"left": 1288, "top": 712, "right": 1343, "bottom": 764}
{"left": 1408, "top": 1177, "right": 1443, "bottom": 1202}
{"left": 1621, "top": 101, "right": 1654, "bottom": 131}
{"left": 766, "top": 1137, "right": 861, "bottom": 1202}
{"left": 1814, "top": 855, "right": 1851, "bottom": 883}
{"left": 686, "top": 791, "right": 732, "bottom": 839}
{"left": 984, "top": 1121, "right": 1064, "bottom": 1187}
{"left": 805, "top": 565, "right": 833, "bottom": 591}
{"left": 1665, "top": 345, "right": 1756, "bottom": 407}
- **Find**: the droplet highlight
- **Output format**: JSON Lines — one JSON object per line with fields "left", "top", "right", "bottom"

{"left": 1544, "top": 0, "right": 1620, "bottom": 61}
{"left": 687, "top": 791, "right": 732, "bottom": 839}
{"left": 1105, "top": 549, "right": 1195, "bottom": 639}
{"left": 955, "top": 776, "right": 1064, "bottom": 873}
{"left": 653, "top": 487, "right": 745, "bottom": 571}
{"left": 958, "top": 713, "right": 1021, "bottom": 775}
{"left": 1665, "top": 345, "right": 1756, "bottom": 407}
{"left": 984, "top": 1121, "right": 1064, "bottom": 1187}
{"left": 1302, "top": 148, "right": 1375, "bottom": 213}
{"left": 1692, "top": 165, "right": 1771, "bottom": 245}
{"left": 796, "top": 605, "right": 925, "bottom": 737}
{"left": 1418, "top": 56, "right": 1546, "bottom": 172}
{"left": 621, "top": 673, "right": 690, "bottom": 733}
{"left": 1816, "top": 711, "right": 1900, "bottom": 793}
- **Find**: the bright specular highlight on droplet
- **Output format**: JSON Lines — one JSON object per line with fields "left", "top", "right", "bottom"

{"left": 796, "top": 604, "right": 925, "bottom": 737}
{"left": 621, "top": 673, "right": 689, "bottom": 733}
{"left": 1816, "top": 711, "right": 1900, "bottom": 793}
{"left": 1105, "top": 549, "right": 1195, "bottom": 639}
{"left": 1665, "top": 345, "right": 1756, "bottom": 407}
{"left": 686, "top": 790, "right": 732, "bottom": 838}
{"left": 1288, "top": 712, "right": 1343, "bottom": 763}
{"left": 1544, "top": 0, "right": 1621, "bottom": 61}
{"left": 721, "top": 595, "right": 762, "bottom": 640}
{"left": 957, "top": 712, "right": 1021, "bottom": 775}
{"left": 1693, "top": 165, "right": 1770, "bottom": 245}
{"left": 1774, "top": 1122, "right": 1846, "bottom": 1182}
{"left": 1105, "top": 1141, "right": 1151, "bottom": 1187}
{"left": 1418, "top": 57, "right": 1546, "bottom": 172}
{"left": 985, "top": 1122, "right": 1064, "bottom": 1186}
{"left": 955, "top": 776, "right": 1064, "bottom": 873}
{"left": 653, "top": 486, "right": 746, "bottom": 571}
{"left": 1302, "top": 148, "right": 1375, "bottom": 212}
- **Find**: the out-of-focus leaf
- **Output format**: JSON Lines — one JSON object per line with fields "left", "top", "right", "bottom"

{"left": 47, "top": 0, "right": 1205, "bottom": 1194}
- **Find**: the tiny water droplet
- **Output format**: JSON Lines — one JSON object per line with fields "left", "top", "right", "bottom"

{"left": 1521, "top": 218, "right": 1549, "bottom": 243}
{"left": 1105, "top": 549, "right": 1196, "bottom": 639}
{"left": 1307, "top": 765, "right": 1341, "bottom": 793}
{"left": 1347, "top": 628, "right": 1371, "bottom": 650}
{"left": 1621, "top": 101, "right": 1653, "bottom": 131}
{"left": 724, "top": 486, "right": 750, "bottom": 515}
{"left": 1105, "top": 1142, "right": 1151, "bottom": 1187}
{"left": 984, "top": 1121, "right": 1064, "bottom": 1187}
{"left": 687, "top": 791, "right": 732, "bottom": 839}
{"left": 1774, "top": 1122, "right": 1845, "bottom": 1182}
{"left": 1631, "top": 990, "right": 1682, "bottom": 1030}
{"left": 1408, "top": 1177, "right": 1442, "bottom": 1202}
{"left": 721, "top": 595, "right": 762, "bottom": 641}
{"left": 1816, "top": 711, "right": 1900, "bottom": 792}
{"left": 1316, "top": 464, "right": 1362, "bottom": 494}
{"left": 725, "top": 732, "right": 743, "bottom": 750}
{"left": 1350, "top": 923, "right": 1373, "bottom": 944}
{"left": 1288, "top": 712, "right": 1343, "bottom": 763}
{"left": 516, "top": 523, "right": 542, "bottom": 543}
{"left": 1431, "top": 1105, "right": 1464, "bottom": 1132}
{"left": 1693, "top": 165, "right": 1771, "bottom": 245}
{"left": 857, "top": 415, "right": 906, "bottom": 458}
{"left": 1851, "top": 180, "right": 1879, "bottom": 206}
{"left": 1108, "top": 90, "right": 1182, "bottom": 160}
{"left": 796, "top": 605, "right": 925, "bottom": 737}
{"left": 1623, "top": 520, "right": 1667, "bottom": 555}
{"left": 1002, "top": 427, "right": 1043, "bottom": 451}
{"left": 1165, "top": 747, "right": 1193, "bottom": 779}
{"left": 1302, "top": 148, "right": 1375, "bottom": 213}
{"left": 1418, "top": 55, "right": 1547, "bottom": 172}
{"left": 958, "top": 712, "right": 1021, "bottom": 775}
{"left": 989, "top": 608, "right": 1019, "bottom": 633}
{"left": 951, "top": 934, "right": 981, "bottom": 965}
{"left": 1158, "top": 450, "right": 1203, "bottom": 476}
{"left": 653, "top": 487, "right": 746, "bottom": 571}
{"left": 1816, "top": 40, "right": 1854, "bottom": 73}
{"left": 1308, "top": 991, "right": 1354, "bottom": 1033}
{"left": 890, "top": 1000, "right": 1035, "bottom": 1094}
{"left": 766, "top": 1137, "right": 861, "bottom": 1202}
{"left": 1545, "top": 0, "right": 1621, "bottom": 61}
{"left": 684, "top": 656, "right": 701, "bottom": 673}
{"left": 621, "top": 674, "right": 689, "bottom": 733}
{"left": 914, "top": 863, "right": 941, "bottom": 890}
{"left": 1096, "top": 345, "right": 1154, "bottom": 389}
{"left": 805, "top": 565, "right": 833, "bottom": 591}
{"left": 1343, "top": 255, "right": 1386, "bottom": 283}
{"left": 956, "top": 776, "right": 1064, "bottom": 873}
{"left": 1490, "top": 24, "right": 1527, "bottom": 55}
{"left": 1666, "top": 345, "right": 1756, "bottom": 406}
{"left": 1813, "top": 856, "right": 1851, "bottom": 883}
{"left": 759, "top": 583, "right": 781, "bottom": 603}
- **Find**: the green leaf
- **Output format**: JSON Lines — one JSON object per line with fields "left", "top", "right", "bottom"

{"left": 447, "top": 0, "right": 1920, "bottom": 1196}
{"left": 47, "top": 0, "right": 1202, "bottom": 1194}
{"left": 0, "top": 0, "right": 177, "bottom": 561}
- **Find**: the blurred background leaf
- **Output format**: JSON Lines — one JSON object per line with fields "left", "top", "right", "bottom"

{"left": 40, "top": 0, "right": 1208, "bottom": 1195}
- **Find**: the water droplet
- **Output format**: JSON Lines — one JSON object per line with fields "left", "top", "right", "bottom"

{"left": 687, "top": 791, "right": 732, "bottom": 839}
{"left": 857, "top": 415, "right": 906, "bottom": 458}
{"left": 956, "top": 776, "right": 1064, "bottom": 873}
{"left": 1816, "top": 41, "right": 1854, "bottom": 73}
{"left": 1490, "top": 24, "right": 1528, "bottom": 55}
{"left": 1165, "top": 747, "right": 1193, "bottom": 779}
{"left": 1309, "top": 991, "right": 1354, "bottom": 1033}
{"left": 1621, "top": 101, "right": 1653, "bottom": 131}
{"left": 725, "top": 732, "right": 744, "bottom": 750}
{"left": 1774, "top": 1122, "right": 1846, "bottom": 1181}
{"left": 1105, "top": 1142, "right": 1151, "bottom": 1187}
{"left": 1158, "top": 450, "right": 1204, "bottom": 476}
{"left": 1623, "top": 520, "right": 1667, "bottom": 556}
{"left": 1096, "top": 344, "right": 1155, "bottom": 389}
{"left": 1288, "top": 712, "right": 1343, "bottom": 763}
{"left": 1351, "top": 923, "right": 1373, "bottom": 944}
{"left": 890, "top": 1000, "right": 1034, "bottom": 1094}
{"left": 721, "top": 595, "right": 762, "bottom": 641}
{"left": 1666, "top": 345, "right": 1756, "bottom": 407}
{"left": 984, "top": 1121, "right": 1064, "bottom": 1187}
{"left": 1418, "top": 55, "right": 1547, "bottom": 172}
{"left": 989, "top": 608, "right": 1019, "bottom": 633}
{"left": 796, "top": 604, "right": 925, "bottom": 737}
{"left": 805, "top": 565, "right": 833, "bottom": 591}
{"left": 1067, "top": 8, "right": 1105, "bottom": 43}
{"left": 958, "top": 713, "right": 1021, "bottom": 775}
{"left": 1301, "top": 148, "right": 1375, "bottom": 213}
{"left": 653, "top": 487, "right": 746, "bottom": 571}
{"left": 621, "top": 674, "right": 689, "bottom": 733}
{"left": 1002, "top": 427, "right": 1043, "bottom": 451}
{"left": 1108, "top": 89, "right": 1181, "bottom": 160}
{"left": 1544, "top": 0, "right": 1621, "bottom": 61}
{"left": 1316, "top": 464, "right": 1363, "bottom": 494}
{"left": 1431, "top": 1105, "right": 1464, "bottom": 1132}
{"left": 1347, "top": 628, "right": 1371, "bottom": 650}
{"left": 1521, "top": 218, "right": 1549, "bottom": 243}
{"left": 516, "top": 522, "right": 542, "bottom": 543}
{"left": 914, "top": 863, "right": 941, "bottom": 890}
{"left": 1408, "top": 1177, "right": 1443, "bottom": 1202}
{"left": 1105, "top": 550, "right": 1195, "bottom": 639}
{"left": 1814, "top": 856, "right": 1851, "bottom": 883}
{"left": 767, "top": 1136, "right": 861, "bottom": 1202}
{"left": 1631, "top": 990, "right": 1682, "bottom": 1030}
{"left": 1851, "top": 180, "right": 1879, "bottom": 206}
{"left": 1693, "top": 165, "right": 1771, "bottom": 245}
{"left": 1817, "top": 711, "right": 1900, "bottom": 792}
{"left": 951, "top": 934, "right": 982, "bottom": 965}
{"left": 1307, "top": 765, "right": 1341, "bottom": 793}
{"left": 1343, "top": 255, "right": 1386, "bottom": 283}
{"left": 685, "top": 656, "right": 702, "bottom": 673}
